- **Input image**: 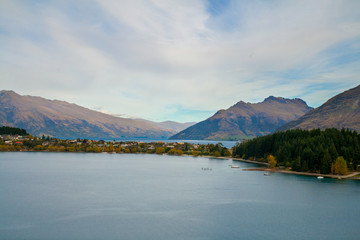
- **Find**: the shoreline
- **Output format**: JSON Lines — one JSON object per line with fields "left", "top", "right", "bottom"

{"left": 221, "top": 156, "right": 360, "bottom": 180}
{"left": 276, "top": 169, "right": 360, "bottom": 179}
{"left": 166, "top": 155, "right": 360, "bottom": 180}
{"left": 2, "top": 151, "right": 359, "bottom": 180}
{"left": 231, "top": 157, "right": 270, "bottom": 166}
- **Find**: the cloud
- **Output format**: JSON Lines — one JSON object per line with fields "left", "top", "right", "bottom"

{"left": 1, "top": 0, "right": 360, "bottom": 122}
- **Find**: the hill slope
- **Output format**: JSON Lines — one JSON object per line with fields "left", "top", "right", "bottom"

{"left": 170, "top": 97, "right": 313, "bottom": 140}
{"left": 0, "top": 90, "right": 176, "bottom": 139}
{"left": 278, "top": 85, "right": 360, "bottom": 132}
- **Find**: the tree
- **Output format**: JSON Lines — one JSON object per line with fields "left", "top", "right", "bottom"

{"left": 267, "top": 154, "right": 277, "bottom": 168}
{"left": 34, "top": 145, "right": 45, "bottom": 151}
{"left": 47, "top": 145, "right": 58, "bottom": 152}
{"left": 332, "top": 156, "right": 348, "bottom": 175}
{"left": 86, "top": 146, "right": 94, "bottom": 152}
{"left": 58, "top": 146, "right": 65, "bottom": 152}
{"left": 93, "top": 145, "right": 101, "bottom": 153}
{"left": 232, "top": 128, "right": 359, "bottom": 173}
{"left": 192, "top": 150, "right": 199, "bottom": 156}
{"left": 168, "top": 148, "right": 176, "bottom": 155}
{"left": 175, "top": 149, "right": 183, "bottom": 156}
{"left": 0, "top": 145, "right": 9, "bottom": 151}
{"left": 155, "top": 147, "right": 165, "bottom": 154}
{"left": 213, "top": 151, "right": 221, "bottom": 157}
{"left": 222, "top": 148, "right": 231, "bottom": 157}
{"left": 66, "top": 146, "right": 75, "bottom": 152}
{"left": 321, "top": 150, "right": 332, "bottom": 174}
{"left": 108, "top": 143, "right": 114, "bottom": 152}
{"left": 0, "top": 126, "right": 28, "bottom": 135}
{"left": 116, "top": 146, "right": 122, "bottom": 153}
{"left": 329, "top": 143, "right": 338, "bottom": 160}
{"left": 168, "top": 148, "right": 183, "bottom": 155}
{"left": 301, "top": 147, "right": 313, "bottom": 171}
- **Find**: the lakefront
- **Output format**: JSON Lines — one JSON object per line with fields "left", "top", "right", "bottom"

{"left": 1, "top": 126, "right": 359, "bottom": 180}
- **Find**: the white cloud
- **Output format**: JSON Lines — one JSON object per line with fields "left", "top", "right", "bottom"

{"left": 1, "top": 0, "right": 360, "bottom": 122}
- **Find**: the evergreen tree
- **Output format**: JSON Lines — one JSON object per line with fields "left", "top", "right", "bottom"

{"left": 232, "top": 128, "right": 359, "bottom": 173}
{"left": 321, "top": 150, "right": 332, "bottom": 174}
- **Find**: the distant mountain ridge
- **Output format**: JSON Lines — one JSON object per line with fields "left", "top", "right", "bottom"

{"left": 278, "top": 85, "right": 360, "bottom": 132}
{"left": 135, "top": 119, "right": 196, "bottom": 132}
{"left": 170, "top": 96, "right": 313, "bottom": 140}
{"left": 0, "top": 90, "right": 182, "bottom": 139}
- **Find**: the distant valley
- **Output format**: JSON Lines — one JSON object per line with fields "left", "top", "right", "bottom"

{"left": 134, "top": 119, "right": 196, "bottom": 132}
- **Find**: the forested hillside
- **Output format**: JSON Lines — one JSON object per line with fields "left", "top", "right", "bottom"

{"left": 232, "top": 129, "right": 360, "bottom": 174}
{"left": 0, "top": 126, "right": 27, "bottom": 135}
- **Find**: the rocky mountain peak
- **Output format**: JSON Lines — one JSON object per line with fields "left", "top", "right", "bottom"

{"left": 170, "top": 96, "right": 312, "bottom": 141}
{"left": 279, "top": 84, "right": 360, "bottom": 132}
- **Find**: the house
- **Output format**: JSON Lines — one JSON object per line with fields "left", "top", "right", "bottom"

{"left": 16, "top": 136, "right": 24, "bottom": 140}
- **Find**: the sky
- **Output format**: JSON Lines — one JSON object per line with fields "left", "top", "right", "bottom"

{"left": 1, "top": 0, "right": 360, "bottom": 123}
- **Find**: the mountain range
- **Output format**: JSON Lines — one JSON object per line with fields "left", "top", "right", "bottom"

{"left": 134, "top": 119, "right": 195, "bottom": 132}
{"left": 0, "top": 90, "right": 192, "bottom": 139}
{"left": 170, "top": 96, "right": 313, "bottom": 140}
{"left": 2, "top": 85, "right": 359, "bottom": 141}
{"left": 279, "top": 84, "right": 360, "bottom": 132}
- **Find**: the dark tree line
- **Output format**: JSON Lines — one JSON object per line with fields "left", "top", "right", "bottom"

{"left": 0, "top": 126, "right": 28, "bottom": 136}
{"left": 232, "top": 128, "right": 360, "bottom": 174}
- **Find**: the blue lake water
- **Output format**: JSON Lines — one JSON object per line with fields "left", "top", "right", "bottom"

{"left": 0, "top": 152, "right": 359, "bottom": 240}
{"left": 111, "top": 139, "right": 238, "bottom": 149}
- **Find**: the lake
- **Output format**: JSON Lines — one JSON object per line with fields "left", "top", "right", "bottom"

{"left": 108, "top": 139, "right": 238, "bottom": 149}
{"left": 0, "top": 152, "right": 359, "bottom": 240}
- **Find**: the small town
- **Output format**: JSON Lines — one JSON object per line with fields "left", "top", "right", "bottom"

{"left": 0, "top": 132, "right": 232, "bottom": 158}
